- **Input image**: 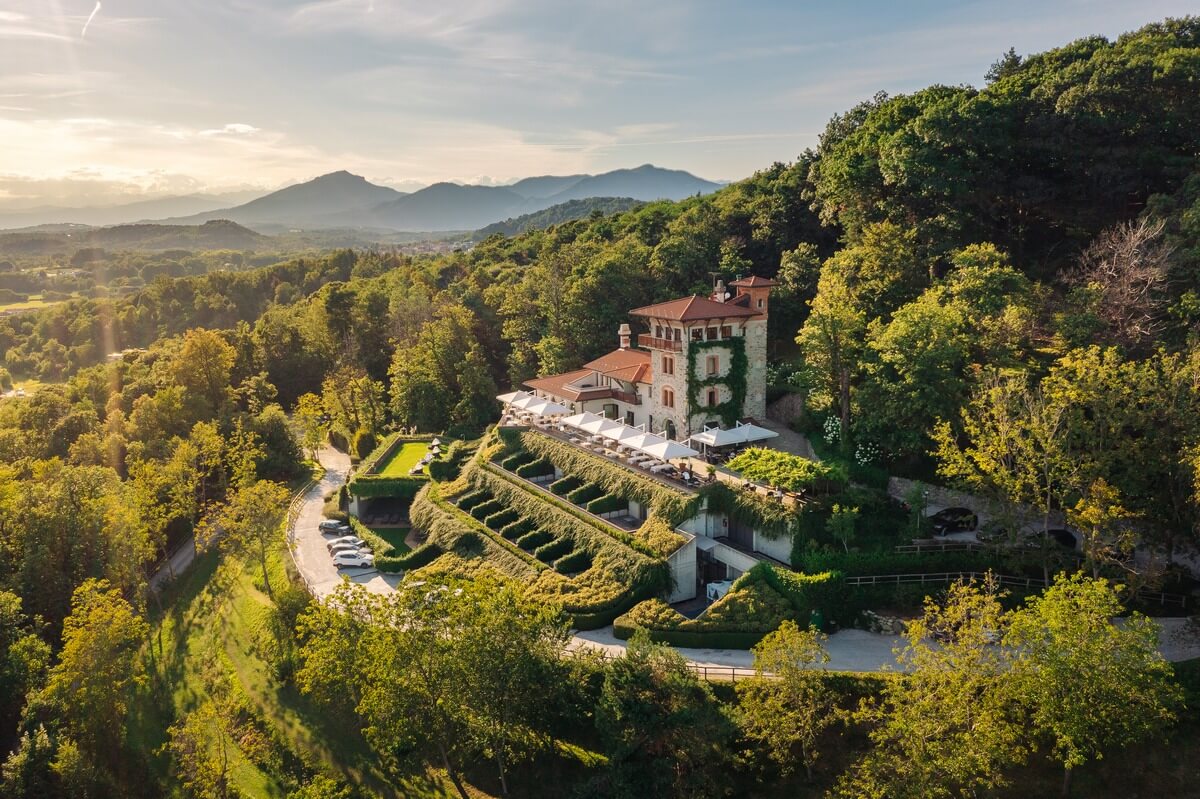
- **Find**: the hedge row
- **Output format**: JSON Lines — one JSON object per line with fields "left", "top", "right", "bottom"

{"left": 428, "top": 439, "right": 476, "bottom": 482}
{"left": 409, "top": 484, "right": 542, "bottom": 580}
{"left": 566, "top": 482, "right": 605, "bottom": 506}
{"left": 534, "top": 537, "right": 574, "bottom": 564}
{"left": 516, "top": 458, "right": 555, "bottom": 478}
{"left": 347, "top": 517, "right": 441, "bottom": 574}
{"left": 469, "top": 499, "right": 505, "bottom": 521}
{"left": 586, "top": 494, "right": 627, "bottom": 515}
{"left": 499, "top": 518, "right": 535, "bottom": 541}
{"left": 519, "top": 431, "right": 699, "bottom": 525}
{"left": 553, "top": 549, "right": 592, "bottom": 575}
{"left": 346, "top": 474, "right": 427, "bottom": 499}
{"left": 516, "top": 530, "right": 554, "bottom": 551}
{"left": 479, "top": 463, "right": 668, "bottom": 560}
{"left": 795, "top": 548, "right": 1002, "bottom": 577}
{"left": 484, "top": 509, "right": 520, "bottom": 531}
{"left": 502, "top": 451, "right": 535, "bottom": 471}
{"left": 550, "top": 476, "right": 582, "bottom": 496}
{"left": 613, "top": 567, "right": 796, "bottom": 648}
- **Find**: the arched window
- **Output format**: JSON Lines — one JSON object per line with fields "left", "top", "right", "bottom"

{"left": 664, "top": 420, "right": 677, "bottom": 440}
{"left": 662, "top": 387, "right": 674, "bottom": 409}
{"left": 707, "top": 387, "right": 718, "bottom": 407}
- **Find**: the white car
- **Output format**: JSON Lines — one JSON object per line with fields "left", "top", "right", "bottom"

{"left": 326, "top": 536, "right": 367, "bottom": 552}
{"left": 332, "top": 551, "right": 375, "bottom": 569}
{"left": 319, "top": 519, "right": 351, "bottom": 534}
{"left": 329, "top": 542, "right": 371, "bottom": 556}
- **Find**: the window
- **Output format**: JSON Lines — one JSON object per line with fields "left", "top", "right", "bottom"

{"left": 691, "top": 328, "right": 704, "bottom": 342}
{"left": 625, "top": 410, "right": 635, "bottom": 426}
{"left": 673, "top": 327, "right": 682, "bottom": 342}
{"left": 720, "top": 325, "right": 732, "bottom": 338}
{"left": 662, "top": 355, "right": 674, "bottom": 376}
{"left": 662, "top": 387, "right": 675, "bottom": 409}
{"left": 707, "top": 326, "right": 718, "bottom": 340}
{"left": 757, "top": 298, "right": 765, "bottom": 309}
{"left": 706, "top": 387, "right": 718, "bottom": 407}
{"left": 655, "top": 324, "right": 663, "bottom": 338}
{"left": 706, "top": 354, "right": 720, "bottom": 376}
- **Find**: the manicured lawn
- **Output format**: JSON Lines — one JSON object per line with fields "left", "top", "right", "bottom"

{"left": 0, "top": 294, "right": 69, "bottom": 313}
{"left": 377, "top": 441, "right": 432, "bottom": 477}
{"left": 369, "top": 524, "right": 412, "bottom": 555}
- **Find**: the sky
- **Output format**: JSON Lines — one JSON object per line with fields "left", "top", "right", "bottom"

{"left": 0, "top": 0, "right": 1194, "bottom": 208}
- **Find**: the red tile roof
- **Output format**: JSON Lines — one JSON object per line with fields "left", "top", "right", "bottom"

{"left": 630, "top": 295, "right": 760, "bottom": 322}
{"left": 523, "top": 369, "right": 595, "bottom": 401}
{"left": 729, "top": 275, "right": 779, "bottom": 287}
{"left": 583, "top": 348, "right": 650, "bottom": 373}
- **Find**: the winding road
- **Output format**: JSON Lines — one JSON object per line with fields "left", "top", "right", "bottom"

{"left": 288, "top": 448, "right": 1200, "bottom": 672}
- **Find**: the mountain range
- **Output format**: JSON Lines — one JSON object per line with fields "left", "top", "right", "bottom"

{"left": 152, "top": 165, "right": 720, "bottom": 232}
{"left": 0, "top": 191, "right": 265, "bottom": 231}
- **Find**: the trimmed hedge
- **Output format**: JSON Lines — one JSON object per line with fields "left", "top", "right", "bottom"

{"left": 534, "top": 537, "right": 573, "bottom": 564}
{"left": 752, "top": 563, "right": 844, "bottom": 624}
{"left": 795, "top": 549, "right": 1001, "bottom": 577}
{"left": 456, "top": 490, "right": 488, "bottom": 510}
{"left": 516, "top": 530, "right": 553, "bottom": 551}
{"left": 346, "top": 475, "right": 426, "bottom": 499}
{"left": 586, "top": 494, "right": 627, "bottom": 515}
{"left": 613, "top": 567, "right": 796, "bottom": 649}
{"left": 502, "top": 451, "right": 535, "bottom": 470}
{"left": 550, "top": 475, "right": 582, "bottom": 496}
{"left": 516, "top": 458, "right": 555, "bottom": 478}
{"left": 566, "top": 483, "right": 604, "bottom": 506}
{"left": 499, "top": 518, "right": 535, "bottom": 541}
{"left": 554, "top": 550, "right": 593, "bottom": 575}
{"left": 519, "top": 431, "right": 699, "bottom": 525}
{"left": 409, "top": 484, "right": 543, "bottom": 579}
{"left": 484, "top": 509, "right": 519, "bottom": 531}
{"left": 348, "top": 517, "right": 430, "bottom": 574}
{"left": 470, "top": 499, "right": 504, "bottom": 520}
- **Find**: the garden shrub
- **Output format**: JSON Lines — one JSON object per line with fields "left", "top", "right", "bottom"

{"left": 566, "top": 483, "right": 604, "bottom": 506}
{"left": 516, "top": 530, "right": 553, "bottom": 551}
{"left": 409, "top": 484, "right": 541, "bottom": 579}
{"left": 516, "top": 458, "right": 555, "bottom": 478}
{"left": 502, "top": 451, "right": 535, "bottom": 470}
{"left": 702, "top": 482, "right": 797, "bottom": 540}
{"left": 613, "top": 567, "right": 796, "bottom": 648}
{"left": 499, "top": 518, "right": 534, "bottom": 541}
{"left": 456, "top": 490, "right": 489, "bottom": 510}
{"left": 484, "top": 508, "right": 519, "bottom": 531}
{"left": 550, "top": 475, "right": 582, "bottom": 496}
{"left": 632, "top": 516, "right": 688, "bottom": 558}
{"left": 585, "top": 494, "right": 626, "bottom": 515}
{"left": 346, "top": 475, "right": 426, "bottom": 499}
{"left": 554, "top": 550, "right": 593, "bottom": 575}
{"left": 352, "top": 429, "right": 378, "bottom": 461}
{"left": 469, "top": 499, "right": 504, "bottom": 520}
{"left": 534, "top": 537, "right": 573, "bottom": 564}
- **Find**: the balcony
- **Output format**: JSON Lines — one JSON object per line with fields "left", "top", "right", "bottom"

{"left": 611, "top": 389, "right": 641, "bottom": 405}
{"left": 638, "top": 334, "right": 682, "bottom": 352}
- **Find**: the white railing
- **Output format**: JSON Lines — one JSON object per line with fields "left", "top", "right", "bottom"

{"left": 284, "top": 477, "right": 318, "bottom": 595}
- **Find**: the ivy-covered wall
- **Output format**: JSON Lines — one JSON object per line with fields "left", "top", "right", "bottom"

{"left": 686, "top": 336, "right": 749, "bottom": 429}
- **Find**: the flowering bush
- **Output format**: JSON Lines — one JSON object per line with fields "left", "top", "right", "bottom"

{"left": 855, "top": 441, "right": 881, "bottom": 466}
{"left": 822, "top": 416, "right": 842, "bottom": 445}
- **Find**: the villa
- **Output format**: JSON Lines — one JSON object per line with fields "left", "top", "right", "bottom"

{"left": 524, "top": 275, "right": 776, "bottom": 440}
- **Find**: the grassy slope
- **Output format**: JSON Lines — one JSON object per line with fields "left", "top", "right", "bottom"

{"left": 129, "top": 491, "right": 455, "bottom": 797}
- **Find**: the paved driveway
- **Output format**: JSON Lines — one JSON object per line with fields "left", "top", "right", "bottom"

{"left": 291, "top": 447, "right": 404, "bottom": 599}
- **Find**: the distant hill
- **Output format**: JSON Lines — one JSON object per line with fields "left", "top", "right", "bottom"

{"left": 473, "top": 197, "right": 644, "bottom": 239}
{"left": 543, "top": 164, "right": 720, "bottom": 203}
{"left": 507, "top": 174, "right": 589, "bottom": 199}
{"left": 140, "top": 165, "right": 721, "bottom": 233}
{"left": 0, "top": 190, "right": 265, "bottom": 231}
{"left": 163, "top": 171, "right": 406, "bottom": 227}
{"left": 0, "top": 220, "right": 269, "bottom": 257}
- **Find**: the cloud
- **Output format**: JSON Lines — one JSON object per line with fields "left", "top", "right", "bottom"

{"left": 81, "top": 2, "right": 102, "bottom": 37}
{"left": 200, "top": 122, "right": 261, "bottom": 136}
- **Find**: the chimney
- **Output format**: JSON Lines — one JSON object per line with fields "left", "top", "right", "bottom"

{"left": 618, "top": 323, "right": 631, "bottom": 349}
{"left": 713, "top": 279, "right": 727, "bottom": 303}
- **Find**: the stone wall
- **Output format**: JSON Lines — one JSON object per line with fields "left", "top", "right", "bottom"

{"left": 743, "top": 317, "right": 769, "bottom": 420}
{"left": 887, "top": 476, "right": 1066, "bottom": 528}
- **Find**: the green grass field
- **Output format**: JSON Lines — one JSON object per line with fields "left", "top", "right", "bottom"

{"left": 377, "top": 441, "right": 431, "bottom": 477}
{"left": 0, "top": 294, "right": 67, "bottom": 313}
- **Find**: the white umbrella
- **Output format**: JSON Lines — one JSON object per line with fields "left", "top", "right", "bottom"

{"left": 527, "top": 399, "right": 570, "bottom": 417}
{"left": 624, "top": 432, "right": 666, "bottom": 452}
{"left": 578, "top": 417, "right": 620, "bottom": 435}
{"left": 510, "top": 394, "right": 543, "bottom": 410}
{"left": 604, "top": 425, "right": 643, "bottom": 444}
{"left": 689, "top": 423, "right": 779, "bottom": 448}
{"left": 496, "top": 391, "right": 526, "bottom": 405}
{"left": 642, "top": 440, "right": 699, "bottom": 460}
{"left": 562, "top": 412, "right": 603, "bottom": 430}
{"left": 431, "top": 437, "right": 441, "bottom": 445}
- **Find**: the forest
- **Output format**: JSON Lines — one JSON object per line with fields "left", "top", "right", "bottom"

{"left": 1, "top": 17, "right": 1200, "bottom": 799}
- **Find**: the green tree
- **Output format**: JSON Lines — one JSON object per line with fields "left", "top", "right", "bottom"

{"left": 796, "top": 264, "right": 865, "bottom": 438}
{"left": 170, "top": 328, "right": 237, "bottom": 415}
{"left": 293, "top": 392, "right": 328, "bottom": 461}
{"left": 826, "top": 503, "right": 859, "bottom": 553}
{"left": 594, "top": 630, "right": 733, "bottom": 799}
{"left": 836, "top": 578, "right": 1025, "bottom": 798}
{"left": 40, "top": 579, "right": 148, "bottom": 762}
{"left": 736, "top": 620, "right": 834, "bottom": 780}
{"left": 1005, "top": 573, "right": 1182, "bottom": 796}
{"left": 214, "top": 480, "right": 291, "bottom": 599}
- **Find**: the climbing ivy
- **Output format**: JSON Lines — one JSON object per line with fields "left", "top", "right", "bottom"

{"left": 686, "top": 336, "right": 748, "bottom": 428}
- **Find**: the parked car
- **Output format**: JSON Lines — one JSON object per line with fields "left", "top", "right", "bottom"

{"left": 319, "top": 519, "right": 351, "bottom": 534}
{"left": 332, "top": 552, "right": 375, "bottom": 569}
{"left": 329, "top": 542, "right": 371, "bottom": 556}
{"left": 326, "top": 536, "right": 366, "bottom": 552}
{"left": 929, "top": 507, "right": 978, "bottom": 536}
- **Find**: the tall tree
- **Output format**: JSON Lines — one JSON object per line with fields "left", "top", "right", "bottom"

{"left": 214, "top": 480, "right": 291, "bottom": 599}
{"left": 797, "top": 264, "right": 865, "bottom": 439}
{"left": 736, "top": 620, "right": 834, "bottom": 780}
{"left": 1005, "top": 573, "right": 1182, "bottom": 796}
{"left": 169, "top": 328, "right": 237, "bottom": 416}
